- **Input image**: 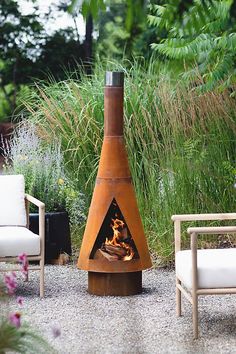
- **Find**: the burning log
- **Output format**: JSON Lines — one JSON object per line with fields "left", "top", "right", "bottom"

{"left": 94, "top": 218, "right": 135, "bottom": 262}
{"left": 94, "top": 249, "right": 119, "bottom": 262}
{"left": 103, "top": 244, "right": 127, "bottom": 257}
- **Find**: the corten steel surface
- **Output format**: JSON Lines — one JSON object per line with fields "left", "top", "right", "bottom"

{"left": 88, "top": 271, "right": 142, "bottom": 296}
{"left": 77, "top": 71, "right": 152, "bottom": 275}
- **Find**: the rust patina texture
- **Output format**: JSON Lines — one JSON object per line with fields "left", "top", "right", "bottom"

{"left": 77, "top": 72, "right": 152, "bottom": 295}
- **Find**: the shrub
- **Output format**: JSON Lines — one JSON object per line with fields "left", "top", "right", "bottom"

{"left": 148, "top": 1, "right": 236, "bottom": 92}
{"left": 3, "top": 122, "right": 85, "bottom": 226}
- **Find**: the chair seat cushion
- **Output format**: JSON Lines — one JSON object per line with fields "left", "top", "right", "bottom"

{"left": 176, "top": 248, "right": 236, "bottom": 289}
{"left": 0, "top": 227, "right": 40, "bottom": 257}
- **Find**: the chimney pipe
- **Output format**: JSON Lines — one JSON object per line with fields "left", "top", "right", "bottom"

{"left": 105, "top": 71, "right": 124, "bottom": 87}
{"left": 104, "top": 71, "right": 124, "bottom": 137}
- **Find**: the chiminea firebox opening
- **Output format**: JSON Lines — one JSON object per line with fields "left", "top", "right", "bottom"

{"left": 77, "top": 71, "right": 152, "bottom": 296}
{"left": 90, "top": 199, "right": 139, "bottom": 262}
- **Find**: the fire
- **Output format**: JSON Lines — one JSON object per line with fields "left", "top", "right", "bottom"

{"left": 105, "top": 218, "right": 135, "bottom": 261}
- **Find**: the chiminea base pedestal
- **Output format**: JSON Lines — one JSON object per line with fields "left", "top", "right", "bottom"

{"left": 88, "top": 271, "right": 142, "bottom": 296}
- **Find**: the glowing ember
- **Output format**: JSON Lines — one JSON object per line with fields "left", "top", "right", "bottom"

{"left": 105, "top": 218, "right": 135, "bottom": 261}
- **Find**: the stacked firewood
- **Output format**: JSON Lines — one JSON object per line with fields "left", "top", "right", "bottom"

{"left": 94, "top": 227, "right": 132, "bottom": 261}
{"left": 94, "top": 244, "right": 127, "bottom": 261}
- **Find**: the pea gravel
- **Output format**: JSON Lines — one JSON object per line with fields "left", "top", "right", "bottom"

{"left": 8, "top": 265, "right": 236, "bottom": 353}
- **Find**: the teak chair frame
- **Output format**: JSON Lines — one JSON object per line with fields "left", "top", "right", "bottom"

{"left": 0, "top": 194, "right": 45, "bottom": 298}
{"left": 172, "top": 213, "right": 236, "bottom": 339}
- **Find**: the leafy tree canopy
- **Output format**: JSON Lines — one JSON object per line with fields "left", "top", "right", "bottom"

{"left": 70, "top": 0, "right": 156, "bottom": 59}
{"left": 148, "top": 0, "right": 236, "bottom": 92}
{"left": 0, "top": 0, "right": 85, "bottom": 119}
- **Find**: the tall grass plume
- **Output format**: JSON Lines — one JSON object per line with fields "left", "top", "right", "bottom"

{"left": 21, "top": 60, "right": 236, "bottom": 264}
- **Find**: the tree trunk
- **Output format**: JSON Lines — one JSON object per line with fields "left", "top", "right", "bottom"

{"left": 12, "top": 57, "right": 18, "bottom": 112}
{"left": 84, "top": 13, "right": 93, "bottom": 74}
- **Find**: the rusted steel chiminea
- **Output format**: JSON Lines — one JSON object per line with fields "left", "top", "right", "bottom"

{"left": 77, "top": 71, "right": 152, "bottom": 296}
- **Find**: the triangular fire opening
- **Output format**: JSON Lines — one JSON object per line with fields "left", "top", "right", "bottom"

{"left": 89, "top": 198, "right": 139, "bottom": 261}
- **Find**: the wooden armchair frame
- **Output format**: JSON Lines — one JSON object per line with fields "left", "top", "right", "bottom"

{"left": 0, "top": 194, "right": 45, "bottom": 297}
{"left": 172, "top": 213, "right": 236, "bottom": 339}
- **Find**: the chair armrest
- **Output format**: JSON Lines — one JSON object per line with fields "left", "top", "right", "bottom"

{"left": 25, "top": 194, "right": 45, "bottom": 262}
{"left": 188, "top": 226, "right": 236, "bottom": 235}
{"left": 25, "top": 194, "right": 45, "bottom": 209}
{"left": 172, "top": 213, "right": 236, "bottom": 221}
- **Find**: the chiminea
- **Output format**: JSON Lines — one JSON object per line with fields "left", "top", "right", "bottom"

{"left": 77, "top": 71, "right": 152, "bottom": 296}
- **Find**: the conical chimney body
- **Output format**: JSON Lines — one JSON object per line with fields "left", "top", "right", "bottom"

{"left": 77, "top": 71, "right": 152, "bottom": 295}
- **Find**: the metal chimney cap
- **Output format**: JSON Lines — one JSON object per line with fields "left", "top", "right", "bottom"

{"left": 105, "top": 71, "right": 124, "bottom": 87}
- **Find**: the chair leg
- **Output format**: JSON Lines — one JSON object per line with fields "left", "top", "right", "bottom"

{"left": 192, "top": 293, "right": 198, "bottom": 339}
{"left": 39, "top": 259, "right": 44, "bottom": 298}
{"left": 176, "top": 277, "right": 182, "bottom": 317}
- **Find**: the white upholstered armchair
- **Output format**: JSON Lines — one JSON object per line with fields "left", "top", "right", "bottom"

{"left": 0, "top": 175, "right": 45, "bottom": 297}
{"left": 172, "top": 213, "right": 236, "bottom": 339}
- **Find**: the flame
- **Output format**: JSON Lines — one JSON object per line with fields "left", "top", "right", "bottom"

{"left": 105, "top": 218, "right": 135, "bottom": 261}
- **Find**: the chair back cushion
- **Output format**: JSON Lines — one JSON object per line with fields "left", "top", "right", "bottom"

{"left": 0, "top": 175, "right": 27, "bottom": 226}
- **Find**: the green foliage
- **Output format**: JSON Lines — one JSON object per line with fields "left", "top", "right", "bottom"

{"left": 69, "top": 0, "right": 106, "bottom": 19}
{"left": 70, "top": 0, "right": 154, "bottom": 59}
{"left": 0, "top": 274, "right": 54, "bottom": 354}
{"left": 2, "top": 123, "right": 85, "bottom": 225}
{"left": 96, "top": 0, "right": 154, "bottom": 59}
{"left": 0, "top": 0, "right": 86, "bottom": 120}
{"left": 148, "top": 2, "right": 181, "bottom": 30}
{"left": 0, "top": 320, "right": 54, "bottom": 354}
{"left": 0, "top": 0, "right": 44, "bottom": 115}
{"left": 22, "top": 61, "right": 236, "bottom": 264}
{"left": 96, "top": 2, "right": 130, "bottom": 59}
{"left": 148, "top": 0, "right": 236, "bottom": 91}
{"left": 37, "top": 29, "right": 85, "bottom": 81}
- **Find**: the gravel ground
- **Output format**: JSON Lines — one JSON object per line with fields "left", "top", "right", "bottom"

{"left": 7, "top": 265, "right": 236, "bottom": 354}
